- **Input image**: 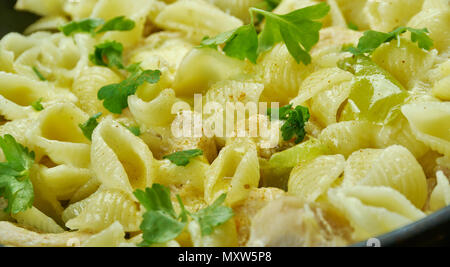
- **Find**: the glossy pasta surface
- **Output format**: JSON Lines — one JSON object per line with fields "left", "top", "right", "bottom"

{"left": 0, "top": 0, "right": 449, "bottom": 247}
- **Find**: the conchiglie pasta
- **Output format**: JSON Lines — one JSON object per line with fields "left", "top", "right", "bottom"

{"left": 257, "top": 44, "right": 316, "bottom": 104}
{"left": 0, "top": 71, "right": 76, "bottom": 120}
{"left": 343, "top": 145, "right": 428, "bottom": 209}
{"left": 363, "top": 0, "right": 424, "bottom": 32}
{"left": 39, "top": 165, "right": 92, "bottom": 201}
{"left": 63, "top": 0, "right": 99, "bottom": 20}
{"left": 407, "top": 1, "right": 450, "bottom": 54}
{"left": 12, "top": 206, "right": 64, "bottom": 234}
{"left": 65, "top": 189, "right": 142, "bottom": 232}
{"left": 372, "top": 39, "right": 437, "bottom": 89}
{"left": 205, "top": 140, "right": 260, "bottom": 206}
{"left": 188, "top": 219, "right": 238, "bottom": 247}
{"left": 72, "top": 66, "right": 122, "bottom": 115}
{"left": 206, "top": 0, "right": 264, "bottom": 24}
{"left": 91, "top": 0, "right": 155, "bottom": 48}
{"left": 173, "top": 48, "right": 247, "bottom": 96}
{"left": 429, "top": 171, "right": 450, "bottom": 212}
{"left": 327, "top": 186, "right": 424, "bottom": 241}
{"left": 402, "top": 102, "right": 450, "bottom": 157}
{"left": 128, "top": 89, "right": 179, "bottom": 128}
{"left": 318, "top": 121, "right": 380, "bottom": 157}
{"left": 288, "top": 155, "right": 346, "bottom": 202}
{"left": 81, "top": 221, "right": 126, "bottom": 247}
{"left": 29, "top": 103, "right": 91, "bottom": 168}
{"left": 155, "top": 0, "right": 243, "bottom": 43}
{"left": 91, "top": 118, "right": 156, "bottom": 194}
{"left": 15, "top": 0, "right": 65, "bottom": 16}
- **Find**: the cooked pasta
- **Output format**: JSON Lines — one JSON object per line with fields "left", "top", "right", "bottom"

{"left": 0, "top": 0, "right": 449, "bottom": 247}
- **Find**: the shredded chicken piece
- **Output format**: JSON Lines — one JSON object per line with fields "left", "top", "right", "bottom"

{"left": 233, "top": 188, "right": 286, "bottom": 246}
{"left": 246, "top": 197, "right": 354, "bottom": 247}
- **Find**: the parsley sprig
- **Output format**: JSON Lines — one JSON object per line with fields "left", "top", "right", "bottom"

{"left": 79, "top": 112, "right": 102, "bottom": 141}
{"left": 97, "top": 65, "right": 161, "bottom": 114}
{"left": 268, "top": 104, "right": 310, "bottom": 144}
{"left": 0, "top": 135, "right": 35, "bottom": 214}
{"left": 134, "top": 184, "right": 234, "bottom": 246}
{"left": 345, "top": 27, "right": 433, "bottom": 56}
{"left": 60, "top": 16, "right": 135, "bottom": 37}
{"left": 89, "top": 41, "right": 125, "bottom": 69}
{"left": 31, "top": 98, "right": 44, "bottom": 111}
{"left": 163, "top": 149, "right": 204, "bottom": 167}
{"left": 201, "top": 3, "right": 330, "bottom": 65}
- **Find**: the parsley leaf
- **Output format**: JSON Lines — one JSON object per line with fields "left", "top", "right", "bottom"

{"left": 89, "top": 41, "right": 124, "bottom": 69}
{"left": 268, "top": 104, "right": 310, "bottom": 143}
{"left": 134, "top": 184, "right": 188, "bottom": 246}
{"left": 190, "top": 193, "right": 234, "bottom": 236}
{"left": 79, "top": 112, "right": 102, "bottom": 141}
{"left": 201, "top": 24, "right": 259, "bottom": 63}
{"left": 134, "top": 184, "right": 234, "bottom": 246}
{"left": 97, "top": 67, "right": 161, "bottom": 114}
{"left": 163, "top": 149, "right": 203, "bottom": 167}
{"left": 253, "top": 3, "right": 330, "bottom": 64}
{"left": 96, "top": 16, "right": 136, "bottom": 34}
{"left": 60, "top": 18, "right": 105, "bottom": 36}
{"left": 201, "top": 3, "right": 330, "bottom": 65}
{"left": 120, "top": 123, "right": 141, "bottom": 136}
{"left": 0, "top": 135, "right": 35, "bottom": 214}
{"left": 31, "top": 98, "right": 44, "bottom": 111}
{"left": 347, "top": 22, "right": 359, "bottom": 31}
{"left": 32, "top": 67, "right": 46, "bottom": 81}
{"left": 262, "top": 0, "right": 282, "bottom": 11}
{"left": 60, "top": 16, "right": 136, "bottom": 36}
{"left": 345, "top": 27, "right": 433, "bottom": 56}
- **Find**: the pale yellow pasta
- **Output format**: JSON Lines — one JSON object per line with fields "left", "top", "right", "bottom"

{"left": 327, "top": 186, "right": 423, "bottom": 241}
{"left": 0, "top": 71, "right": 76, "bottom": 120}
{"left": 173, "top": 48, "right": 247, "bottom": 96}
{"left": 363, "top": 0, "right": 424, "bottom": 32}
{"left": 207, "top": 0, "right": 265, "bottom": 23}
{"left": 291, "top": 67, "right": 353, "bottom": 106}
{"left": 408, "top": 0, "right": 450, "bottom": 54}
{"left": 128, "top": 89, "right": 179, "bottom": 128}
{"left": 12, "top": 206, "right": 64, "bottom": 234}
{"left": 65, "top": 188, "right": 142, "bottom": 232}
{"left": 155, "top": 159, "right": 209, "bottom": 192}
{"left": 429, "top": 171, "right": 450, "bottom": 211}
{"left": 288, "top": 155, "right": 346, "bottom": 202}
{"left": 91, "top": 118, "right": 156, "bottom": 194}
{"left": 188, "top": 220, "right": 238, "bottom": 247}
{"left": 0, "top": 0, "right": 449, "bottom": 248}
{"left": 155, "top": 0, "right": 244, "bottom": 42}
{"left": 92, "top": 0, "right": 155, "bottom": 48}
{"left": 72, "top": 66, "right": 122, "bottom": 115}
{"left": 24, "top": 16, "right": 69, "bottom": 35}
{"left": 205, "top": 140, "right": 260, "bottom": 206}
{"left": 343, "top": 145, "right": 428, "bottom": 209}
{"left": 319, "top": 121, "right": 380, "bottom": 157}
{"left": 402, "top": 102, "right": 450, "bottom": 157}
{"left": 29, "top": 103, "right": 91, "bottom": 168}
{"left": 63, "top": 0, "right": 99, "bottom": 20}
{"left": 372, "top": 38, "right": 437, "bottom": 89}
{"left": 257, "top": 44, "right": 315, "bottom": 104}
{"left": 15, "top": 0, "right": 65, "bottom": 16}
{"left": 81, "top": 221, "right": 126, "bottom": 247}
{"left": 39, "top": 165, "right": 92, "bottom": 201}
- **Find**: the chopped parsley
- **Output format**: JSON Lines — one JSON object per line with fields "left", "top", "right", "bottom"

{"left": 134, "top": 184, "right": 233, "bottom": 246}
{"left": 0, "top": 135, "right": 35, "bottom": 214}
{"left": 201, "top": 3, "right": 330, "bottom": 65}
{"left": 163, "top": 149, "right": 204, "bottom": 167}
{"left": 268, "top": 104, "right": 310, "bottom": 143}
{"left": 79, "top": 112, "right": 102, "bottom": 141}
{"left": 345, "top": 27, "right": 433, "bottom": 56}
